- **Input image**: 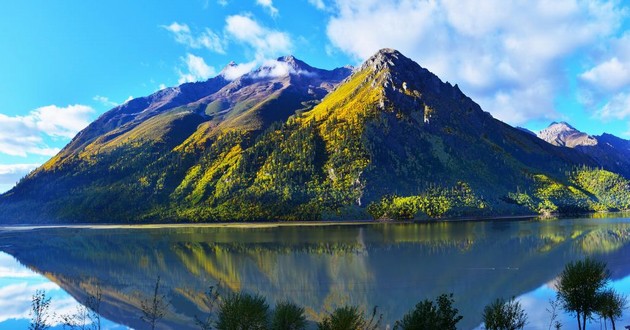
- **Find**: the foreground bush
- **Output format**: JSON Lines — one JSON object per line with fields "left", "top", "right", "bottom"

{"left": 271, "top": 301, "right": 306, "bottom": 330}
{"left": 482, "top": 297, "right": 527, "bottom": 330}
{"left": 394, "top": 293, "right": 462, "bottom": 330}
{"left": 216, "top": 292, "right": 269, "bottom": 330}
{"left": 318, "top": 305, "right": 381, "bottom": 330}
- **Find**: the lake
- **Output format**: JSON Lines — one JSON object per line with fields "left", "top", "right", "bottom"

{"left": 1, "top": 214, "right": 630, "bottom": 329}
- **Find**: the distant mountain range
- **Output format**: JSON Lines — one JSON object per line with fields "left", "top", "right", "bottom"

{"left": 537, "top": 121, "right": 630, "bottom": 178}
{"left": 1, "top": 49, "right": 629, "bottom": 223}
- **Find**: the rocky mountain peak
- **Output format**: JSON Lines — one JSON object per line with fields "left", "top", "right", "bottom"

{"left": 360, "top": 48, "right": 412, "bottom": 72}
{"left": 538, "top": 122, "right": 597, "bottom": 148}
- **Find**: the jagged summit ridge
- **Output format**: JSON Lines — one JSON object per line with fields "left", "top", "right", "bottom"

{"left": 538, "top": 121, "right": 597, "bottom": 147}
{"left": 360, "top": 48, "right": 416, "bottom": 72}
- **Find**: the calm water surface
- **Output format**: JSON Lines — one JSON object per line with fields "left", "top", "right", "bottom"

{"left": 2, "top": 214, "right": 630, "bottom": 329}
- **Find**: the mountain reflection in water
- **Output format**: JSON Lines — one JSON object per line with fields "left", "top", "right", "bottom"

{"left": 2, "top": 215, "right": 630, "bottom": 329}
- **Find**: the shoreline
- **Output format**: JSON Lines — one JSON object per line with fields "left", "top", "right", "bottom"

{"left": 3, "top": 212, "right": 627, "bottom": 232}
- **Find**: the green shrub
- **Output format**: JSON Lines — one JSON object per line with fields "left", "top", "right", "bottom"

{"left": 271, "top": 301, "right": 306, "bottom": 330}
{"left": 482, "top": 297, "right": 527, "bottom": 330}
{"left": 216, "top": 292, "right": 269, "bottom": 330}
{"left": 318, "top": 306, "right": 381, "bottom": 330}
{"left": 394, "top": 293, "right": 462, "bottom": 330}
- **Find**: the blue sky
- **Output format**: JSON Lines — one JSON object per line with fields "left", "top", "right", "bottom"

{"left": 0, "top": 0, "right": 629, "bottom": 193}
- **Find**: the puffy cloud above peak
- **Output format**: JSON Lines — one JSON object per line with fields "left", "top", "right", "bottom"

{"left": 225, "top": 14, "right": 292, "bottom": 61}
{"left": 253, "top": 59, "right": 315, "bottom": 78}
{"left": 178, "top": 53, "right": 216, "bottom": 84}
{"left": 220, "top": 58, "right": 316, "bottom": 81}
{"left": 325, "top": 0, "right": 626, "bottom": 125}
{"left": 221, "top": 61, "right": 258, "bottom": 80}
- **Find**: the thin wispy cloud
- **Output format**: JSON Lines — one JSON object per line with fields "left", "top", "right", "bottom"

{"left": 308, "top": 0, "right": 326, "bottom": 10}
{"left": 93, "top": 95, "right": 118, "bottom": 107}
{"left": 162, "top": 22, "right": 226, "bottom": 54}
{"left": 256, "top": 0, "right": 279, "bottom": 16}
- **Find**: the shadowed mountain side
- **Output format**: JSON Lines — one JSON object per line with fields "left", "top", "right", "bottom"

{"left": 2, "top": 218, "right": 630, "bottom": 328}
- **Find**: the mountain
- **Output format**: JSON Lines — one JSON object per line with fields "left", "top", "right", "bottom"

{"left": 1, "top": 49, "right": 629, "bottom": 223}
{"left": 537, "top": 121, "right": 597, "bottom": 148}
{"left": 538, "top": 122, "right": 630, "bottom": 178}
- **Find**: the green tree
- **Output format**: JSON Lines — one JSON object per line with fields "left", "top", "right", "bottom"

{"left": 595, "top": 289, "right": 627, "bottom": 330}
{"left": 29, "top": 290, "right": 51, "bottom": 330}
{"left": 482, "top": 297, "right": 527, "bottom": 330}
{"left": 317, "top": 306, "right": 381, "bottom": 330}
{"left": 140, "top": 276, "right": 170, "bottom": 330}
{"left": 271, "top": 301, "right": 306, "bottom": 330}
{"left": 216, "top": 292, "right": 269, "bottom": 330}
{"left": 556, "top": 258, "right": 610, "bottom": 330}
{"left": 394, "top": 293, "right": 463, "bottom": 330}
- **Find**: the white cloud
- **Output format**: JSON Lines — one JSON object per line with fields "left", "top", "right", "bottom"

{"left": 580, "top": 32, "right": 630, "bottom": 123}
{"left": 0, "top": 253, "right": 84, "bottom": 324}
{"left": 0, "top": 282, "right": 81, "bottom": 325}
{"left": 162, "top": 22, "right": 226, "bottom": 54}
{"left": 581, "top": 57, "right": 630, "bottom": 91}
{"left": 595, "top": 91, "right": 630, "bottom": 121}
{"left": 308, "top": 0, "right": 326, "bottom": 10}
{"left": 0, "top": 115, "right": 54, "bottom": 157}
{"left": 220, "top": 58, "right": 315, "bottom": 81}
{"left": 217, "top": 0, "right": 228, "bottom": 6}
{"left": 178, "top": 53, "right": 217, "bottom": 84}
{"left": 92, "top": 95, "right": 118, "bottom": 107}
{"left": 581, "top": 33, "right": 630, "bottom": 91}
{"left": 0, "top": 253, "right": 41, "bottom": 278}
{"left": 31, "top": 105, "right": 95, "bottom": 139}
{"left": 325, "top": 0, "right": 625, "bottom": 125}
{"left": 221, "top": 61, "right": 258, "bottom": 80}
{"left": 225, "top": 14, "right": 292, "bottom": 61}
{"left": 0, "top": 164, "right": 39, "bottom": 187}
{"left": 255, "top": 60, "right": 292, "bottom": 78}
{"left": 0, "top": 104, "right": 93, "bottom": 157}
{"left": 256, "top": 0, "right": 279, "bottom": 16}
